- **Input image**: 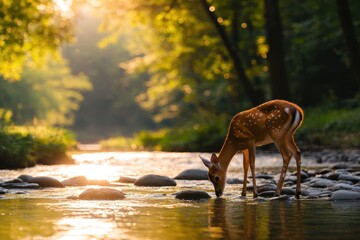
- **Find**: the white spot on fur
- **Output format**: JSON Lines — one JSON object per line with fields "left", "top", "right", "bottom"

{"left": 285, "top": 107, "right": 290, "bottom": 114}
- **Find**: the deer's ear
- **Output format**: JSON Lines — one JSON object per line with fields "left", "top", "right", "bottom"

{"left": 210, "top": 153, "right": 219, "bottom": 165}
{"left": 200, "top": 155, "right": 212, "bottom": 169}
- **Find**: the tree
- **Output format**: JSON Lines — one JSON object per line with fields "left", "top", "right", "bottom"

{"left": 0, "top": 0, "right": 73, "bottom": 80}
{"left": 199, "top": 0, "right": 264, "bottom": 105}
{"left": 264, "top": 0, "right": 290, "bottom": 100}
{"left": 336, "top": 0, "right": 360, "bottom": 90}
{"left": 0, "top": 57, "right": 91, "bottom": 126}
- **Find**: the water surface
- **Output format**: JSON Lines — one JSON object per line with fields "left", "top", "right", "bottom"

{"left": 1, "top": 152, "right": 359, "bottom": 239}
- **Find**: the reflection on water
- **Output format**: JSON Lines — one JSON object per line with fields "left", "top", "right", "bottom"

{"left": 1, "top": 152, "right": 360, "bottom": 239}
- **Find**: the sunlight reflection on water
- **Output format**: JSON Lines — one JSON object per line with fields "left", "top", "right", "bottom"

{"left": 2, "top": 151, "right": 359, "bottom": 240}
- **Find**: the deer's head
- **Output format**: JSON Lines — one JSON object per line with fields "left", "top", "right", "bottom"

{"left": 200, "top": 153, "right": 226, "bottom": 197}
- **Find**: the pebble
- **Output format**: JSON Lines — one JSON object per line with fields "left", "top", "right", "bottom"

{"left": 330, "top": 190, "right": 360, "bottom": 200}
{"left": 174, "top": 169, "right": 208, "bottom": 180}
{"left": 79, "top": 188, "right": 125, "bottom": 200}
{"left": 309, "top": 178, "right": 335, "bottom": 188}
{"left": 17, "top": 174, "right": 34, "bottom": 182}
{"left": 0, "top": 182, "right": 40, "bottom": 189}
{"left": 117, "top": 176, "right": 137, "bottom": 184}
{"left": 29, "top": 176, "right": 65, "bottom": 188}
{"left": 62, "top": 176, "right": 88, "bottom": 186}
{"left": 337, "top": 174, "right": 360, "bottom": 183}
{"left": 175, "top": 190, "right": 211, "bottom": 200}
{"left": 252, "top": 173, "right": 274, "bottom": 180}
{"left": 134, "top": 174, "right": 177, "bottom": 187}
{"left": 0, "top": 187, "right": 8, "bottom": 194}
{"left": 329, "top": 183, "right": 354, "bottom": 191}
{"left": 227, "top": 178, "right": 247, "bottom": 184}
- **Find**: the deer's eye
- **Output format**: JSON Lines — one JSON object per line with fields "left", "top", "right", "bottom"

{"left": 214, "top": 176, "right": 220, "bottom": 182}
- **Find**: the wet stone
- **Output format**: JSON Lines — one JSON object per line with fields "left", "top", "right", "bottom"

{"left": 1, "top": 182, "right": 40, "bottom": 189}
{"left": 258, "top": 184, "right": 276, "bottom": 193}
{"left": 309, "top": 178, "right": 335, "bottom": 188}
{"left": 175, "top": 190, "right": 211, "bottom": 200}
{"left": 281, "top": 188, "right": 296, "bottom": 195}
{"left": 174, "top": 169, "right": 208, "bottom": 180}
{"left": 330, "top": 190, "right": 360, "bottom": 200}
{"left": 253, "top": 173, "right": 274, "bottom": 180}
{"left": 338, "top": 174, "right": 360, "bottom": 183}
{"left": 79, "top": 188, "right": 125, "bottom": 200}
{"left": 269, "top": 195, "right": 290, "bottom": 201}
{"left": 17, "top": 174, "right": 34, "bottom": 182}
{"left": 4, "top": 178, "right": 23, "bottom": 184}
{"left": 118, "top": 176, "right": 137, "bottom": 184}
{"left": 291, "top": 171, "right": 309, "bottom": 182}
{"left": 227, "top": 178, "right": 247, "bottom": 184}
{"left": 332, "top": 164, "right": 350, "bottom": 170}
{"left": 318, "top": 168, "right": 332, "bottom": 175}
{"left": 351, "top": 186, "right": 360, "bottom": 193}
{"left": 284, "top": 176, "right": 297, "bottom": 183}
{"left": 0, "top": 187, "right": 8, "bottom": 194}
{"left": 29, "top": 176, "right": 65, "bottom": 188}
{"left": 259, "top": 191, "right": 275, "bottom": 198}
{"left": 134, "top": 174, "right": 177, "bottom": 187}
{"left": 325, "top": 173, "right": 340, "bottom": 181}
{"left": 62, "top": 176, "right": 88, "bottom": 186}
{"left": 329, "top": 183, "right": 354, "bottom": 191}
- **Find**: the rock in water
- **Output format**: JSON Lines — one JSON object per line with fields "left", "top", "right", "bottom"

{"left": 17, "top": 174, "right": 34, "bottom": 182}
{"left": 117, "top": 176, "right": 137, "bottom": 184}
{"left": 175, "top": 190, "right": 211, "bottom": 200}
{"left": 29, "top": 176, "right": 65, "bottom": 188}
{"left": 330, "top": 190, "right": 360, "bottom": 200}
{"left": 134, "top": 174, "right": 177, "bottom": 187}
{"left": 62, "top": 176, "right": 88, "bottom": 186}
{"left": 79, "top": 188, "right": 125, "bottom": 200}
{"left": 0, "top": 182, "right": 40, "bottom": 189}
{"left": 174, "top": 169, "right": 208, "bottom": 180}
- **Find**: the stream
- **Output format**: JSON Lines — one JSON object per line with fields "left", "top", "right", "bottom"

{"left": 1, "top": 151, "right": 360, "bottom": 239}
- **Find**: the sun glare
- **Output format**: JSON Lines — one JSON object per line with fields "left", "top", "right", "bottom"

{"left": 55, "top": 0, "right": 72, "bottom": 14}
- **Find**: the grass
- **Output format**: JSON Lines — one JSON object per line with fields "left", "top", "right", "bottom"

{"left": 100, "top": 99, "right": 360, "bottom": 151}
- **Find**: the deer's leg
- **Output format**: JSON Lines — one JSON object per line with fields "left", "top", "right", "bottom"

{"left": 242, "top": 149, "right": 249, "bottom": 196}
{"left": 286, "top": 135, "right": 302, "bottom": 199}
{"left": 275, "top": 141, "right": 292, "bottom": 196}
{"left": 247, "top": 141, "right": 257, "bottom": 198}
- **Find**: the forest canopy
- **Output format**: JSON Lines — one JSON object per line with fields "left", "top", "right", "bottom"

{"left": 1, "top": 0, "right": 359, "bottom": 146}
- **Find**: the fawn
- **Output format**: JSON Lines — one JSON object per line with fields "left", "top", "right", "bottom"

{"left": 201, "top": 99, "right": 304, "bottom": 198}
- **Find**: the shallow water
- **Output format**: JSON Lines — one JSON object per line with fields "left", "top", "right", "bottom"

{"left": 1, "top": 152, "right": 360, "bottom": 239}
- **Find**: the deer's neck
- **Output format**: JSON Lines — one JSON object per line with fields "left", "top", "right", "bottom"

{"left": 218, "top": 137, "right": 238, "bottom": 170}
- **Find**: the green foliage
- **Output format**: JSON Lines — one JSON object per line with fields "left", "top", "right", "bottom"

{"left": 0, "top": 125, "right": 76, "bottom": 169}
{"left": 0, "top": 128, "right": 35, "bottom": 169}
{"left": 100, "top": 116, "right": 229, "bottom": 152}
{"left": 0, "top": 0, "right": 73, "bottom": 80}
{"left": 63, "top": 12, "right": 155, "bottom": 142}
{"left": 0, "top": 57, "right": 91, "bottom": 126}
{"left": 298, "top": 98, "right": 360, "bottom": 148}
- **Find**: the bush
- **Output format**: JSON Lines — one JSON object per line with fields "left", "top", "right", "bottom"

{"left": 0, "top": 130, "right": 35, "bottom": 168}
{"left": 100, "top": 119, "right": 228, "bottom": 152}
{"left": 0, "top": 126, "right": 76, "bottom": 169}
{"left": 298, "top": 99, "right": 360, "bottom": 148}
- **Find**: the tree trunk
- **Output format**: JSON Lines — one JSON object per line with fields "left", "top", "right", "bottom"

{"left": 336, "top": 0, "right": 360, "bottom": 90}
{"left": 264, "top": 0, "right": 290, "bottom": 100}
{"left": 200, "top": 0, "right": 264, "bottom": 106}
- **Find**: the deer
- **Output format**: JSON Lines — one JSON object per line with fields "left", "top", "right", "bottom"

{"left": 200, "top": 99, "right": 304, "bottom": 199}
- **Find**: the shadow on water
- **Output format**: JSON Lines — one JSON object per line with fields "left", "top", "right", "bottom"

{"left": 205, "top": 199, "right": 360, "bottom": 240}
{"left": 1, "top": 197, "right": 360, "bottom": 239}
